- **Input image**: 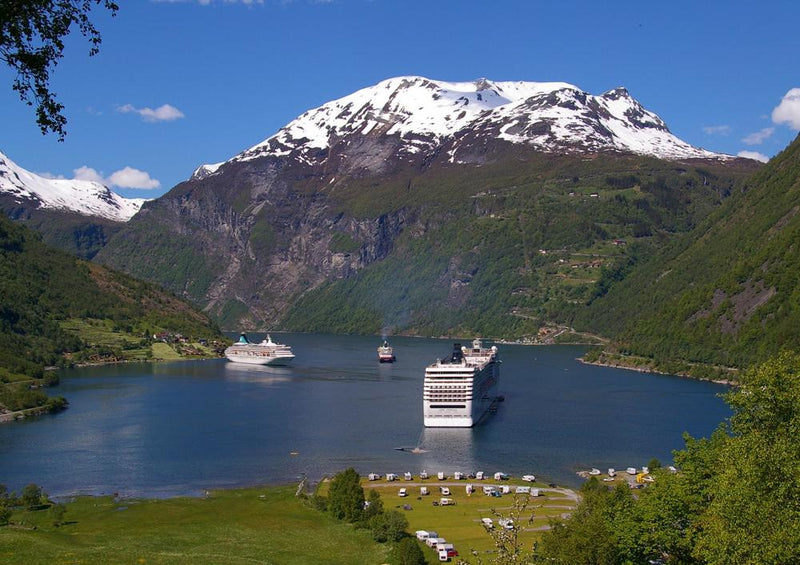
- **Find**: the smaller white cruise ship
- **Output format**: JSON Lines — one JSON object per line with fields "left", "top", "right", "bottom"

{"left": 224, "top": 333, "right": 296, "bottom": 366}
{"left": 423, "top": 338, "right": 500, "bottom": 427}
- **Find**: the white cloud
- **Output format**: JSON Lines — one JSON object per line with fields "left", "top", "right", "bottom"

{"left": 737, "top": 150, "right": 769, "bottom": 163}
{"left": 107, "top": 167, "right": 161, "bottom": 189}
{"left": 71, "top": 166, "right": 161, "bottom": 190}
{"left": 73, "top": 166, "right": 107, "bottom": 184}
{"left": 117, "top": 103, "right": 185, "bottom": 122}
{"left": 741, "top": 127, "right": 775, "bottom": 145}
{"left": 702, "top": 125, "right": 731, "bottom": 135}
{"left": 772, "top": 88, "right": 800, "bottom": 130}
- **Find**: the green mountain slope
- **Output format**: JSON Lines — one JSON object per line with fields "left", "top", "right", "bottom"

{"left": 0, "top": 215, "right": 225, "bottom": 417}
{"left": 277, "top": 153, "right": 755, "bottom": 337}
{"left": 1, "top": 202, "right": 124, "bottom": 260}
{"left": 579, "top": 134, "right": 800, "bottom": 371}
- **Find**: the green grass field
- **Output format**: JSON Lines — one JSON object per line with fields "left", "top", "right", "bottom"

{"left": 0, "top": 478, "right": 579, "bottom": 564}
{"left": 0, "top": 486, "right": 388, "bottom": 565}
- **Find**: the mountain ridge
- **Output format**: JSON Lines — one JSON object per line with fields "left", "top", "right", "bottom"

{"left": 0, "top": 151, "right": 146, "bottom": 222}
{"left": 195, "top": 76, "right": 732, "bottom": 181}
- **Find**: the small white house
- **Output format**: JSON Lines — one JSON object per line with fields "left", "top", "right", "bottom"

{"left": 404, "top": 472, "right": 412, "bottom": 481}
{"left": 420, "top": 486, "right": 429, "bottom": 495}
{"left": 386, "top": 473, "right": 398, "bottom": 481}
{"left": 437, "top": 471, "right": 445, "bottom": 480}
{"left": 475, "top": 471, "right": 485, "bottom": 480}
{"left": 368, "top": 473, "right": 380, "bottom": 481}
{"left": 453, "top": 471, "right": 463, "bottom": 480}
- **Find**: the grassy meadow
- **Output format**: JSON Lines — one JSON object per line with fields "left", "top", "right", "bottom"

{"left": 0, "top": 477, "right": 579, "bottom": 564}
{"left": 0, "top": 486, "right": 387, "bottom": 565}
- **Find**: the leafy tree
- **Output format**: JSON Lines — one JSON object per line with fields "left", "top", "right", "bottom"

{"left": 21, "top": 483, "right": 43, "bottom": 509}
{"left": 369, "top": 509, "right": 408, "bottom": 543}
{"left": 693, "top": 351, "right": 800, "bottom": 564}
{"left": 327, "top": 468, "right": 364, "bottom": 523}
{"left": 0, "top": 504, "right": 10, "bottom": 526}
{"left": 363, "top": 488, "right": 384, "bottom": 520}
{"left": 534, "top": 351, "right": 800, "bottom": 565}
{"left": 535, "top": 480, "right": 623, "bottom": 565}
{"left": 390, "top": 536, "right": 427, "bottom": 565}
{"left": 0, "top": 0, "right": 119, "bottom": 139}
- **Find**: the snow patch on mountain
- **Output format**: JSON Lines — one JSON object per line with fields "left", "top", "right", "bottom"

{"left": 191, "top": 162, "right": 224, "bottom": 180}
{"left": 197, "top": 76, "right": 729, "bottom": 172}
{"left": 0, "top": 151, "right": 146, "bottom": 221}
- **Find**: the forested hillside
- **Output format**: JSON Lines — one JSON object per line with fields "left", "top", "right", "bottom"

{"left": 579, "top": 134, "right": 800, "bottom": 373}
{"left": 0, "top": 215, "right": 224, "bottom": 417}
{"left": 274, "top": 153, "right": 754, "bottom": 338}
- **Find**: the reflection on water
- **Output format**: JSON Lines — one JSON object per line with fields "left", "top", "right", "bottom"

{"left": 415, "top": 427, "right": 476, "bottom": 473}
{"left": 224, "top": 363, "right": 293, "bottom": 386}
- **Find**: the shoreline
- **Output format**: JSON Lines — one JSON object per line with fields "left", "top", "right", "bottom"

{"left": 576, "top": 357, "right": 737, "bottom": 386}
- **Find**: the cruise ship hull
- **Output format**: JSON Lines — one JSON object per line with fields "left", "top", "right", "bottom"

{"left": 224, "top": 352, "right": 295, "bottom": 366}
{"left": 423, "top": 339, "right": 499, "bottom": 428}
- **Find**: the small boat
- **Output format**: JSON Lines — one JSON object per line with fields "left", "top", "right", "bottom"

{"left": 377, "top": 340, "right": 396, "bottom": 363}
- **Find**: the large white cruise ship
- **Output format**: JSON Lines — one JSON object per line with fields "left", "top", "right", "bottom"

{"left": 224, "top": 333, "right": 295, "bottom": 366}
{"left": 423, "top": 338, "right": 500, "bottom": 427}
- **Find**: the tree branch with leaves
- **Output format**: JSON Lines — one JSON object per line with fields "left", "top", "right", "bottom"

{"left": 0, "top": 0, "right": 118, "bottom": 140}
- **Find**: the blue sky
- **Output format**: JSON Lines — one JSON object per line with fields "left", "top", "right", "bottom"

{"left": 1, "top": 0, "right": 799, "bottom": 198}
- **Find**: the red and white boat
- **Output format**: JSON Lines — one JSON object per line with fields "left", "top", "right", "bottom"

{"left": 377, "top": 340, "right": 396, "bottom": 363}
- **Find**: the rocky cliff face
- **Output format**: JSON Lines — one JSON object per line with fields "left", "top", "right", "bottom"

{"left": 95, "top": 77, "right": 753, "bottom": 331}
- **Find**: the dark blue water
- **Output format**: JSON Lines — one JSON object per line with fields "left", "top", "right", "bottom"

{"left": 0, "top": 334, "right": 731, "bottom": 496}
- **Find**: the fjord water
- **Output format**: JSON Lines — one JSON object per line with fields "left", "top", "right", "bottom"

{"left": 0, "top": 334, "right": 730, "bottom": 497}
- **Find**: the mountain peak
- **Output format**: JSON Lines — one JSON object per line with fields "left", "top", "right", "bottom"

{"left": 0, "top": 151, "right": 147, "bottom": 222}
{"left": 216, "top": 76, "right": 730, "bottom": 170}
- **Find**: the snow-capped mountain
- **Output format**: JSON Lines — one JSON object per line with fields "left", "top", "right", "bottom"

{"left": 194, "top": 76, "right": 728, "bottom": 178}
{"left": 0, "top": 151, "right": 146, "bottom": 222}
